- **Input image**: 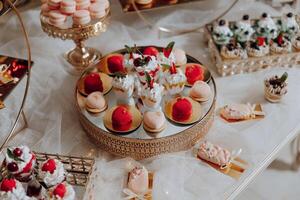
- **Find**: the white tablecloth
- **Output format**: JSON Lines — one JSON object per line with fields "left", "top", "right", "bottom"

{"left": 1, "top": 0, "right": 300, "bottom": 199}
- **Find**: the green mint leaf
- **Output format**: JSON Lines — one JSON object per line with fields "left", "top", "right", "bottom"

{"left": 280, "top": 72, "right": 288, "bottom": 83}
{"left": 166, "top": 41, "right": 175, "bottom": 51}
{"left": 124, "top": 45, "right": 132, "bottom": 54}
{"left": 145, "top": 71, "right": 151, "bottom": 86}
{"left": 7, "top": 149, "right": 25, "bottom": 162}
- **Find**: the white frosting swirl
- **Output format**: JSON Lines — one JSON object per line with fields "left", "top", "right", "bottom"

{"left": 234, "top": 21, "right": 255, "bottom": 42}
{"left": 157, "top": 52, "right": 176, "bottom": 66}
{"left": 49, "top": 183, "right": 75, "bottom": 200}
{"left": 141, "top": 83, "right": 164, "bottom": 102}
{"left": 280, "top": 14, "right": 299, "bottom": 35}
{"left": 257, "top": 14, "right": 278, "bottom": 39}
{"left": 212, "top": 23, "right": 233, "bottom": 45}
{"left": 164, "top": 68, "right": 186, "bottom": 85}
{"left": 112, "top": 74, "right": 134, "bottom": 91}
{"left": 0, "top": 180, "right": 30, "bottom": 200}
{"left": 39, "top": 159, "right": 66, "bottom": 187}
{"left": 136, "top": 56, "right": 159, "bottom": 72}
{"left": 5, "top": 146, "right": 35, "bottom": 174}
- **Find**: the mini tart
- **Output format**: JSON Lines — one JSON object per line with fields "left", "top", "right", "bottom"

{"left": 85, "top": 92, "right": 108, "bottom": 113}
{"left": 220, "top": 43, "right": 247, "bottom": 59}
{"left": 246, "top": 41, "right": 269, "bottom": 57}
{"left": 143, "top": 111, "right": 166, "bottom": 133}
{"left": 103, "top": 105, "right": 142, "bottom": 134}
{"left": 164, "top": 96, "right": 202, "bottom": 125}
{"left": 270, "top": 36, "right": 292, "bottom": 54}
{"left": 292, "top": 36, "right": 300, "bottom": 51}
{"left": 98, "top": 53, "right": 125, "bottom": 76}
{"left": 181, "top": 63, "right": 211, "bottom": 86}
{"left": 77, "top": 72, "right": 112, "bottom": 96}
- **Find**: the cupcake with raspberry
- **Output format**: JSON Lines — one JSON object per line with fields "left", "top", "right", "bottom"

{"left": 157, "top": 42, "right": 176, "bottom": 68}
{"left": 247, "top": 37, "right": 270, "bottom": 57}
{"left": 256, "top": 13, "right": 278, "bottom": 43}
{"left": 220, "top": 42, "right": 247, "bottom": 59}
{"left": 0, "top": 178, "right": 30, "bottom": 200}
{"left": 270, "top": 34, "right": 292, "bottom": 54}
{"left": 112, "top": 74, "right": 135, "bottom": 105}
{"left": 48, "top": 182, "right": 75, "bottom": 200}
{"left": 134, "top": 55, "right": 160, "bottom": 84}
{"left": 212, "top": 19, "right": 233, "bottom": 47}
{"left": 5, "top": 146, "right": 36, "bottom": 182}
{"left": 163, "top": 63, "right": 186, "bottom": 96}
{"left": 39, "top": 159, "right": 66, "bottom": 188}
{"left": 278, "top": 12, "right": 299, "bottom": 39}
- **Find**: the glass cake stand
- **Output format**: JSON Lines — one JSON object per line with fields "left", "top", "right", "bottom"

{"left": 75, "top": 46, "right": 217, "bottom": 160}
{"left": 40, "top": 9, "right": 110, "bottom": 74}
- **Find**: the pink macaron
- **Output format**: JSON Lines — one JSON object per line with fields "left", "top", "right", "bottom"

{"left": 91, "top": 0, "right": 109, "bottom": 9}
{"left": 60, "top": 0, "right": 76, "bottom": 15}
{"left": 41, "top": 3, "right": 50, "bottom": 17}
{"left": 48, "top": 0, "right": 62, "bottom": 10}
{"left": 89, "top": 3, "right": 106, "bottom": 19}
{"left": 49, "top": 10, "right": 67, "bottom": 27}
{"left": 73, "top": 10, "right": 91, "bottom": 25}
{"left": 76, "top": 0, "right": 90, "bottom": 10}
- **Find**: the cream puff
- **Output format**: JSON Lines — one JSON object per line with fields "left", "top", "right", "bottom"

{"left": 85, "top": 91, "right": 107, "bottom": 113}
{"left": 189, "top": 81, "right": 212, "bottom": 102}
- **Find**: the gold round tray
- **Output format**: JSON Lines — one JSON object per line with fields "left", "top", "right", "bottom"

{"left": 40, "top": 9, "right": 110, "bottom": 73}
{"left": 75, "top": 47, "right": 217, "bottom": 160}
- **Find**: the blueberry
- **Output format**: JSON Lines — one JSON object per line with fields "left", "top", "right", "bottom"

{"left": 219, "top": 19, "right": 226, "bottom": 26}
{"left": 244, "top": 31, "right": 249, "bottom": 35}
{"left": 262, "top": 13, "right": 267, "bottom": 18}
{"left": 243, "top": 14, "right": 249, "bottom": 20}
{"left": 287, "top": 12, "right": 293, "bottom": 18}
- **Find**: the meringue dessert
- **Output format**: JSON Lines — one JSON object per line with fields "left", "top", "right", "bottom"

{"left": 135, "top": 55, "right": 160, "bottom": 83}
{"left": 112, "top": 74, "right": 135, "bottom": 105}
{"left": 85, "top": 91, "right": 107, "bottom": 113}
{"left": 212, "top": 19, "right": 233, "bottom": 46}
{"left": 141, "top": 77, "right": 164, "bottom": 110}
{"left": 189, "top": 81, "right": 212, "bottom": 102}
{"left": 163, "top": 63, "right": 186, "bottom": 96}
{"left": 197, "top": 141, "right": 231, "bottom": 169}
{"left": 264, "top": 72, "right": 288, "bottom": 103}
{"left": 5, "top": 145, "right": 36, "bottom": 182}
{"left": 48, "top": 182, "right": 75, "bottom": 200}
{"left": 157, "top": 42, "right": 176, "bottom": 67}
{"left": 127, "top": 166, "right": 149, "bottom": 195}
{"left": 173, "top": 48, "right": 187, "bottom": 66}
{"left": 39, "top": 159, "right": 66, "bottom": 187}
{"left": 0, "top": 178, "right": 30, "bottom": 200}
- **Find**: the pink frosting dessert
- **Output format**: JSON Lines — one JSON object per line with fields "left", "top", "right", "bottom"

{"left": 197, "top": 141, "right": 231, "bottom": 168}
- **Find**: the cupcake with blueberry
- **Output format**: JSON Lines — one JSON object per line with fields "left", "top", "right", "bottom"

{"left": 220, "top": 42, "right": 247, "bottom": 59}
{"left": 0, "top": 178, "right": 30, "bottom": 200}
{"left": 256, "top": 13, "right": 278, "bottom": 43}
{"left": 163, "top": 63, "right": 186, "bottom": 96}
{"left": 4, "top": 146, "right": 36, "bottom": 182}
{"left": 264, "top": 72, "right": 288, "bottom": 103}
{"left": 278, "top": 12, "right": 299, "bottom": 39}
{"left": 48, "top": 182, "right": 75, "bottom": 200}
{"left": 247, "top": 37, "right": 269, "bottom": 57}
{"left": 212, "top": 19, "right": 233, "bottom": 47}
{"left": 39, "top": 159, "right": 66, "bottom": 188}
{"left": 232, "top": 14, "right": 255, "bottom": 47}
{"left": 270, "top": 34, "right": 292, "bottom": 54}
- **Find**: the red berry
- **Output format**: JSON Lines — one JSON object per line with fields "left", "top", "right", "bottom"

{"left": 112, "top": 106, "right": 133, "bottom": 131}
{"left": 277, "top": 34, "right": 283, "bottom": 45}
{"left": 22, "top": 155, "right": 35, "bottom": 173}
{"left": 13, "top": 148, "right": 22, "bottom": 157}
{"left": 53, "top": 183, "right": 66, "bottom": 198}
{"left": 185, "top": 64, "right": 204, "bottom": 85}
{"left": 107, "top": 55, "right": 125, "bottom": 73}
{"left": 84, "top": 73, "right": 103, "bottom": 94}
{"left": 143, "top": 47, "right": 159, "bottom": 57}
{"left": 7, "top": 162, "right": 19, "bottom": 172}
{"left": 257, "top": 37, "right": 265, "bottom": 46}
{"left": 42, "top": 159, "right": 56, "bottom": 174}
{"left": 172, "top": 98, "right": 192, "bottom": 122}
{"left": 169, "top": 63, "right": 177, "bottom": 74}
{"left": 0, "top": 179, "right": 16, "bottom": 192}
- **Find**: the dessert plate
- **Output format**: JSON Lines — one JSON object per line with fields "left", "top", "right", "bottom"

{"left": 180, "top": 63, "right": 211, "bottom": 87}
{"left": 77, "top": 72, "right": 112, "bottom": 96}
{"left": 75, "top": 46, "right": 217, "bottom": 159}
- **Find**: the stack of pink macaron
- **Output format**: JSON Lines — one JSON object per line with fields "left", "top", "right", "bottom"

{"left": 41, "top": 0, "right": 110, "bottom": 28}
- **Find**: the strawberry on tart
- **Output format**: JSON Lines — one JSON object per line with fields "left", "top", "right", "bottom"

{"left": 5, "top": 146, "right": 36, "bottom": 182}
{"left": 0, "top": 178, "right": 30, "bottom": 200}
{"left": 39, "top": 159, "right": 66, "bottom": 188}
{"left": 48, "top": 182, "right": 75, "bottom": 200}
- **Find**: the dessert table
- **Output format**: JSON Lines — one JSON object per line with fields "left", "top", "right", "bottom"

{"left": 1, "top": 0, "right": 300, "bottom": 199}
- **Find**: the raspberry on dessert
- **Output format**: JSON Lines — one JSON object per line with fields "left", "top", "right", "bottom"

{"left": 53, "top": 183, "right": 66, "bottom": 198}
{"left": 112, "top": 106, "right": 133, "bottom": 131}
{"left": 107, "top": 54, "right": 125, "bottom": 73}
{"left": 22, "top": 154, "right": 35, "bottom": 174}
{"left": 185, "top": 64, "right": 204, "bottom": 85}
{"left": 13, "top": 148, "right": 22, "bottom": 157}
{"left": 42, "top": 159, "right": 56, "bottom": 174}
{"left": 84, "top": 73, "right": 104, "bottom": 94}
{"left": 1, "top": 179, "right": 16, "bottom": 192}
{"left": 172, "top": 98, "right": 192, "bottom": 122}
{"left": 143, "top": 47, "right": 159, "bottom": 57}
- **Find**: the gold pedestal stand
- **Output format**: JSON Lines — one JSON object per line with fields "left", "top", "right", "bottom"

{"left": 40, "top": 10, "right": 110, "bottom": 74}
